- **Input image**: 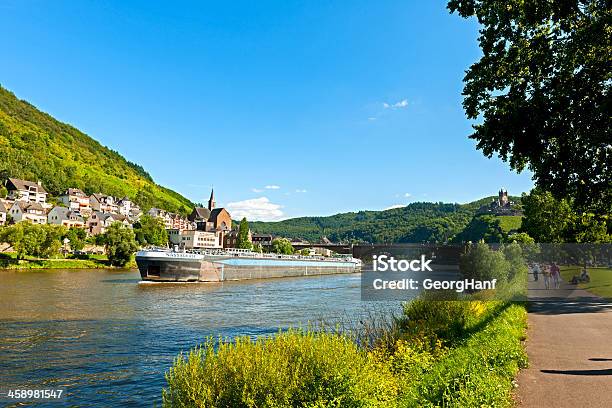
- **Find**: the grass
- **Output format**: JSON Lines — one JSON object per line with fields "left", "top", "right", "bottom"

{"left": 496, "top": 216, "right": 522, "bottom": 234}
{"left": 560, "top": 266, "right": 612, "bottom": 298}
{"left": 162, "top": 300, "right": 528, "bottom": 408}
{"left": 0, "top": 252, "right": 136, "bottom": 270}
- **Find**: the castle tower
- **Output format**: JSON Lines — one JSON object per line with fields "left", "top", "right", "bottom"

{"left": 208, "top": 188, "right": 216, "bottom": 211}
{"left": 498, "top": 188, "right": 509, "bottom": 206}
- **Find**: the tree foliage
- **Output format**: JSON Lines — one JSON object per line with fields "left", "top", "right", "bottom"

{"left": 521, "top": 189, "right": 611, "bottom": 243}
{"left": 66, "top": 226, "right": 87, "bottom": 252}
{"left": 0, "top": 222, "right": 66, "bottom": 258}
{"left": 270, "top": 238, "right": 294, "bottom": 255}
{"left": 133, "top": 215, "right": 168, "bottom": 246}
{"left": 448, "top": 0, "right": 611, "bottom": 214}
{"left": 103, "top": 223, "right": 138, "bottom": 266}
{"left": 236, "top": 217, "right": 252, "bottom": 249}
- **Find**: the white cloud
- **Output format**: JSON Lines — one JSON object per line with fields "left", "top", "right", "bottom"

{"left": 251, "top": 188, "right": 264, "bottom": 193}
{"left": 226, "top": 197, "right": 284, "bottom": 221}
{"left": 384, "top": 204, "right": 405, "bottom": 210}
{"left": 404, "top": 192, "right": 412, "bottom": 198}
{"left": 265, "top": 185, "right": 280, "bottom": 190}
{"left": 367, "top": 117, "right": 377, "bottom": 121}
{"left": 295, "top": 189, "right": 307, "bottom": 193}
{"left": 383, "top": 99, "right": 409, "bottom": 109}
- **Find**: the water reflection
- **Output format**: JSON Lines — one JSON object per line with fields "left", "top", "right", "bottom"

{"left": 0, "top": 269, "right": 401, "bottom": 406}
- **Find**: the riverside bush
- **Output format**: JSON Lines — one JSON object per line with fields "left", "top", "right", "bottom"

{"left": 163, "top": 290, "right": 528, "bottom": 408}
{"left": 403, "top": 303, "right": 527, "bottom": 407}
{"left": 162, "top": 330, "right": 399, "bottom": 408}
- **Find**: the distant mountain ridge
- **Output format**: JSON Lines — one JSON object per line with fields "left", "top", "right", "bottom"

{"left": 250, "top": 196, "right": 523, "bottom": 244}
{"left": 0, "top": 85, "right": 193, "bottom": 214}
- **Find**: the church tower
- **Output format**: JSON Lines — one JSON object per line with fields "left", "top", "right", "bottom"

{"left": 208, "top": 188, "right": 216, "bottom": 211}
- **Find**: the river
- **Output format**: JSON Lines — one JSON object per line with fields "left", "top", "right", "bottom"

{"left": 0, "top": 269, "right": 402, "bottom": 407}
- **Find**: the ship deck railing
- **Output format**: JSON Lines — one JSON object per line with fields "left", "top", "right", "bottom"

{"left": 141, "top": 246, "right": 359, "bottom": 263}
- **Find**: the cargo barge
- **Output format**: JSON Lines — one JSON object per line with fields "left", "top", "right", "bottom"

{"left": 136, "top": 248, "right": 362, "bottom": 282}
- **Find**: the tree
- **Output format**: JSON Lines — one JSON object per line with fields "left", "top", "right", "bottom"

{"left": 252, "top": 243, "right": 263, "bottom": 253}
{"left": 521, "top": 190, "right": 575, "bottom": 243}
{"left": 0, "top": 185, "right": 7, "bottom": 198}
{"left": 66, "top": 227, "right": 87, "bottom": 252}
{"left": 0, "top": 223, "right": 65, "bottom": 258}
{"left": 271, "top": 238, "right": 294, "bottom": 255}
{"left": 103, "top": 223, "right": 138, "bottom": 266}
{"left": 507, "top": 232, "right": 535, "bottom": 245}
{"left": 237, "top": 217, "right": 253, "bottom": 250}
{"left": 448, "top": 0, "right": 611, "bottom": 214}
{"left": 133, "top": 215, "right": 168, "bottom": 246}
{"left": 460, "top": 241, "right": 511, "bottom": 283}
{"left": 0, "top": 223, "right": 26, "bottom": 258}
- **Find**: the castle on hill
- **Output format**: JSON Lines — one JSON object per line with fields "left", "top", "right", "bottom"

{"left": 477, "top": 189, "right": 522, "bottom": 216}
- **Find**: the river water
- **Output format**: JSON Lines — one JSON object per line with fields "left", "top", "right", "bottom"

{"left": 0, "top": 269, "right": 402, "bottom": 407}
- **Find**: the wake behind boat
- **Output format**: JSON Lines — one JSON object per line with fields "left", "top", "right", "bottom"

{"left": 136, "top": 248, "right": 362, "bottom": 282}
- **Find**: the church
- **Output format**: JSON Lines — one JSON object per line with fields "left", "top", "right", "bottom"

{"left": 188, "top": 189, "right": 232, "bottom": 233}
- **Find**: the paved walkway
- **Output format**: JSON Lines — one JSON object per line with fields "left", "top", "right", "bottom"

{"left": 516, "top": 275, "right": 612, "bottom": 407}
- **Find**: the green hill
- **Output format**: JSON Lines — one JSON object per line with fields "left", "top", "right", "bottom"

{"left": 251, "top": 196, "right": 523, "bottom": 244}
{"left": 0, "top": 85, "right": 193, "bottom": 214}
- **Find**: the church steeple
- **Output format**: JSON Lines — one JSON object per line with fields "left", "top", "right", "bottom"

{"left": 208, "top": 188, "right": 216, "bottom": 211}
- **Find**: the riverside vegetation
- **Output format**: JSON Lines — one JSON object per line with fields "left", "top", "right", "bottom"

{"left": 162, "top": 242, "right": 529, "bottom": 407}
{"left": 0, "top": 221, "right": 141, "bottom": 268}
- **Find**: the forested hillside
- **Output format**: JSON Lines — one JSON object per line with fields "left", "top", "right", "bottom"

{"left": 251, "top": 196, "right": 523, "bottom": 244}
{"left": 0, "top": 86, "right": 193, "bottom": 214}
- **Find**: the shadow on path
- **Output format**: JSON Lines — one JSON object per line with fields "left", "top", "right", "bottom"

{"left": 541, "top": 368, "right": 612, "bottom": 376}
{"left": 528, "top": 298, "right": 612, "bottom": 315}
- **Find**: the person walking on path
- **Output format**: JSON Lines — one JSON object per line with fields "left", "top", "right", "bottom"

{"left": 543, "top": 265, "right": 551, "bottom": 289}
{"left": 532, "top": 263, "right": 540, "bottom": 282}
{"left": 550, "top": 262, "right": 561, "bottom": 289}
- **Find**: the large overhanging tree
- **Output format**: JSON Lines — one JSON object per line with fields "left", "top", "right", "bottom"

{"left": 448, "top": 0, "right": 611, "bottom": 215}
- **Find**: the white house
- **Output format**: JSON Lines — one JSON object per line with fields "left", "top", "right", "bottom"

{"left": 0, "top": 200, "right": 7, "bottom": 225}
{"left": 90, "top": 194, "right": 119, "bottom": 214}
{"left": 117, "top": 197, "right": 133, "bottom": 216}
{"left": 6, "top": 178, "right": 48, "bottom": 203}
{"left": 47, "top": 206, "right": 85, "bottom": 228}
{"left": 9, "top": 201, "right": 47, "bottom": 224}
{"left": 59, "top": 188, "right": 91, "bottom": 216}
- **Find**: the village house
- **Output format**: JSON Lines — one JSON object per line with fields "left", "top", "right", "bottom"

{"left": 90, "top": 194, "right": 119, "bottom": 214}
{"left": 224, "top": 228, "right": 252, "bottom": 248}
{"left": 148, "top": 208, "right": 193, "bottom": 231}
{"left": 148, "top": 207, "right": 173, "bottom": 229}
{"left": 58, "top": 188, "right": 91, "bottom": 216}
{"left": 47, "top": 206, "right": 85, "bottom": 228}
{"left": 0, "top": 200, "right": 7, "bottom": 225}
{"left": 86, "top": 211, "right": 130, "bottom": 235}
{"left": 117, "top": 197, "right": 137, "bottom": 217}
{"left": 252, "top": 233, "right": 273, "bottom": 247}
{"left": 9, "top": 201, "right": 47, "bottom": 224}
{"left": 5, "top": 178, "right": 48, "bottom": 204}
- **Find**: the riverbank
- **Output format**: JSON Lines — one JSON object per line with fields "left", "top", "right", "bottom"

{"left": 162, "top": 298, "right": 528, "bottom": 407}
{"left": 0, "top": 252, "right": 136, "bottom": 270}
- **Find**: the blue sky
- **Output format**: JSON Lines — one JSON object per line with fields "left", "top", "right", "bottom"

{"left": 0, "top": 0, "right": 533, "bottom": 220}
